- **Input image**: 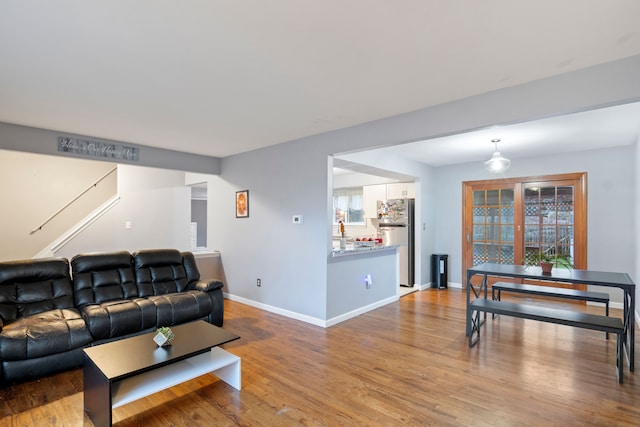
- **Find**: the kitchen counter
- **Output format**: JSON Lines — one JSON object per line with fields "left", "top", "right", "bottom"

{"left": 331, "top": 244, "right": 398, "bottom": 257}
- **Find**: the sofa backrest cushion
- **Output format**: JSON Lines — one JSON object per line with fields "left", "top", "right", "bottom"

{"left": 181, "top": 251, "right": 201, "bottom": 283}
{"left": 133, "top": 249, "right": 191, "bottom": 296}
{"left": 71, "top": 251, "right": 137, "bottom": 306}
{"left": 0, "top": 258, "right": 74, "bottom": 322}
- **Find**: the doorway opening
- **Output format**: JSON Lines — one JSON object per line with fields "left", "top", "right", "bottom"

{"left": 190, "top": 182, "right": 208, "bottom": 250}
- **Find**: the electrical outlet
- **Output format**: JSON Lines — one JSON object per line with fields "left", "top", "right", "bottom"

{"left": 292, "top": 215, "right": 303, "bottom": 224}
{"left": 364, "top": 274, "right": 372, "bottom": 289}
{"left": 257, "top": 278, "right": 261, "bottom": 287}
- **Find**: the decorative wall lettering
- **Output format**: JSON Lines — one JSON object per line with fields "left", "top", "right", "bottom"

{"left": 57, "top": 136, "right": 139, "bottom": 161}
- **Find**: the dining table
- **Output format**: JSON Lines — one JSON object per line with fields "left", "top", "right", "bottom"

{"left": 466, "top": 262, "right": 635, "bottom": 372}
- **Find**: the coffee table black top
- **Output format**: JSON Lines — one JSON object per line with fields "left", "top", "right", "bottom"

{"left": 83, "top": 320, "right": 240, "bottom": 381}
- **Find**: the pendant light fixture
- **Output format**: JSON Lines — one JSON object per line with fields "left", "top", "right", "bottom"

{"left": 484, "top": 138, "right": 510, "bottom": 173}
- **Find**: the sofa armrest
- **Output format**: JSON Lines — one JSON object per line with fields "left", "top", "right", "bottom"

{"left": 188, "top": 279, "right": 224, "bottom": 293}
{"left": 0, "top": 317, "right": 3, "bottom": 332}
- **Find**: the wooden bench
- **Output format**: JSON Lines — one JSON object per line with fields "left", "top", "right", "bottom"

{"left": 491, "top": 281, "right": 610, "bottom": 338}
{"left": 467, "top": 298, "right": 625, "bottom": 383}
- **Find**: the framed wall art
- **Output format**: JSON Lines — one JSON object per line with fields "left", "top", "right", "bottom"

{"left": 236, "top": 190, "right": 249, "bottom": 218}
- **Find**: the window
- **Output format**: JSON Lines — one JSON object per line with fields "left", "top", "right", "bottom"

{"left": 333, "top": 188, "right": 364, "bottom": 224}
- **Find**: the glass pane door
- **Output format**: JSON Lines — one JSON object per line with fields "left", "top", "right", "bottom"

{"left": 523, "top": 185, "right": 574, "bottom": 267}
{"left": 472, "top": 189, "right": 515, "bottom": 265}
{"left": 463, "top": 173, "right": 586, "bottom": 287}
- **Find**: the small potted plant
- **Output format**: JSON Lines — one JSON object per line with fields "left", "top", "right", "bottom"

{"left": 524, "top": 250, "right": 572, "bottom": 274}
{"left": 153, "top": 326, "right": 175, "bottom": 347}
{"left": 538, "top": 252, "right": 572, "bottom": 274}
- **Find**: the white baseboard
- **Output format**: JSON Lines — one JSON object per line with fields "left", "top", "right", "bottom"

{"left": 325, "top": 296, "right": 398, "bottom": 327}
{"left": 224, "top": 292, "right": 398, "bottom": 328}
{"left": 422, "top": 281, "right": 463, "bottom": 290}
{"left": 225, "top": 283, "right": 640, "bottom": 330}
{"left": 223, "top": 293, "right": 326, "bottom": 327}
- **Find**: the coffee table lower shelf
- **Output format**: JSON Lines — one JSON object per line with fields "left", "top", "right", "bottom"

{"left": 84, "top": 346, "right": 241, "bottom": 427}
{"left": 113, "top": 347, "right": 241, "bottom": 407}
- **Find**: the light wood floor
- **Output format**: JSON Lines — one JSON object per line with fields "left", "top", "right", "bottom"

{"left": 1, "top": 288, "right": 638, "bottom": 426}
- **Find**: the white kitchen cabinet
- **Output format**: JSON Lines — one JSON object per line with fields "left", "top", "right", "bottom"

{"left": 363, "top": 184, "right": 386, "bottom": 218}
{"left": 386, "top": 182, "right": 415, "bottom": 199}
{"left": 363, "top": 182, "right": 415, "bottom": 218}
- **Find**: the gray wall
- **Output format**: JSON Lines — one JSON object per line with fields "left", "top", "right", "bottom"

{"left": 209, "top": 55, "right": 640, "bottom": 322}
{"left": 208, "top": 141, "right": 330, "bottom": 320}
{"left": 0, "top": 121, "right": 221, "bottom": 174}
{"left": 327, "top": 250, "right": 398, "bottom": 321}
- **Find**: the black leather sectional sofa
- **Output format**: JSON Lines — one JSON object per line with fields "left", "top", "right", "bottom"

{"left": 0, "top": 249, "right": 224, "bottom": 385}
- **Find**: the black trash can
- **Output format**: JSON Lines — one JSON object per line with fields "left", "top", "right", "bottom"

{"left": 431, "top": 254, "right": 448, "bottom": 289}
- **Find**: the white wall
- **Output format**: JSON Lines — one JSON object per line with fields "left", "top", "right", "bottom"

{"left": 433, "top": 145, "right": 635, "bottom": 302}
{"left": 0, "top": 150, "right": 115, "bottom": 260}
{"left": 332, "top": 171, "right": 399, "bottom": 188}
{"left": 55, "top": 164, "right": 193, "bottom": 258}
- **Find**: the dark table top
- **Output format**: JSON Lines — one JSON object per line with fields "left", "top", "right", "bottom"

{"left": 468, "top": 263, "right": 635, "bottom": 288}
{"left": 83, "top": 320, "right": 240, "bottom": 381}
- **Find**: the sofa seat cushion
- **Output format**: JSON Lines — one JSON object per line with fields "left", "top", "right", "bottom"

{"left": 0, "top": 308, "right": 92, "bottom": 361}
{"left": 82, "top": 298, "right": 157, "bottom": 340}
{"left": 148, "top": 291, "right": 213, "bottom": 327}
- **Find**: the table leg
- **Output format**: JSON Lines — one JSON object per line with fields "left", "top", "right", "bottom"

{"left": 482, "top": 274, "right": 488, "bottom": 322}
{"left": 466, "top": 272, "right": 488, "bottom": 337}
{"left": 83, "top": 357, "right": 112, "bottom": 427}
{"left": 628, "top": 290, "right": 635, "bottom": 372}
{"left": 465, "top": 271, "right": 471, "bottom": 336}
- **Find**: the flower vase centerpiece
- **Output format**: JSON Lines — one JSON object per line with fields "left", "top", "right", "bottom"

{"left": 153, "top": 326, "right": 175, "bottom": 347}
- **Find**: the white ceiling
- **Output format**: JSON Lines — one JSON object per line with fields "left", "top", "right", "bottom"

{"left": 1, "top": 1, "right": 640, "bottom": 160}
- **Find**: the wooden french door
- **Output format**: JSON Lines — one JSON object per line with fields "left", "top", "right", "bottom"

{"left": 462, "top": 173, "right": 587, "bottom": 287}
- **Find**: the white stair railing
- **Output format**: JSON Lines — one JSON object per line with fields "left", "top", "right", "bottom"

{"left": 34, "top": 195, "right": 121, "bottom": 258}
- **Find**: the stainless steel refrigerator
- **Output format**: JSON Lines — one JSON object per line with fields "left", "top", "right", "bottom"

{"left": 376, "top": 198, "right": 415, "bottom": 287}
